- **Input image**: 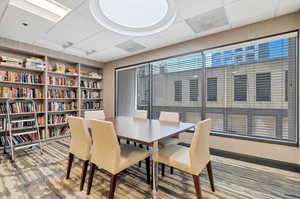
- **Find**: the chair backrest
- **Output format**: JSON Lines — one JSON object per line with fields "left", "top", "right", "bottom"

{"left": 90, "top": 120, "right": 120, "bottom": 174}
{"left": 68, "top": 116, "right": 92, "bottom": 161}
{"left": 84, "top": 110, "right": 105, "bottom": 120}
{"left": 133, "top": 110, "right": 148, "bottom": 119}
{"left": 159, "top": 111, "right": 179, "bottom": 123}
{"left": 189, "top": 119, "right": 211, "bottom": 174}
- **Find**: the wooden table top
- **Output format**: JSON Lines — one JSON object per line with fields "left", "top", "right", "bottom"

{"left": 105, "top": 116, "right": 195, "bottom": 145}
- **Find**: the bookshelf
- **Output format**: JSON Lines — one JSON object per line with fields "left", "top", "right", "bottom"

{"left": 0, "top": 49, "right": 103, "bottom": 150}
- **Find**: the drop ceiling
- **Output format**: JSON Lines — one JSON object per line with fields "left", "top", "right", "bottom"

{"left": 0, "top": 0, "right": 299, "bottom": 63}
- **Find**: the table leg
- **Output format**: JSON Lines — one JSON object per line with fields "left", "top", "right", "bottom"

{"left": 152, "top": 141, "right": 159, "bottom": 199}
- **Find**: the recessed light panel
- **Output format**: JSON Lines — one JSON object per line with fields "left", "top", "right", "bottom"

{"left": 9, "top": 0, "right": 71, "bottom": 23}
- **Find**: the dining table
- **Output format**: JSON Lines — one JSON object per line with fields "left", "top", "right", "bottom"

{"left": 105, "top": 116, "right": 195, "bottom": 199}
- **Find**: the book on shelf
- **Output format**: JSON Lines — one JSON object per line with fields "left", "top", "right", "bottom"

{"left": 48, "top": 89, "right": 77, "bottom": 99}
{"left": 46, "top": 126, "right": 69, "bottom": 139}
{"left": 0, "top": 86, "right": 43, "bottom": 98}
{"left": 0, "top": 71, "right": 43, "bottom": 84}
{"left": 80, "top": 79, "right": 101, "bottom": 89}
{"left": 24, "top": 57, "right": 45, "bottom": 70}
{"left": 8, "top": 102, "right": 44, "bottom": 113}
{"left": 80, "top": 71, "right": 102, "bottom": 79}
{"left": 48, "top": 76, "right": 77, "bottom": 87}
{"left": 48, "top": 101, "right": 77, "bottom": 111}
{"left": 0, "top": 56, "right": 23, "bottom": 67}
{"left": 81, "top": 90, "right": 100, "bottom": 99}
{"left": 48, "top": 63, "right": 78, "bottom": 75}
{"left": 82, "top": 101, "right": 101, "bottom": 110}
{"left": 11, "top": 116, "right": 44, "bottom": 129}
{"left": 48, "top": 113, "right": 76, "bottom": 125}
{"left": 0, "top": 118, "right": 6, "bottom": 131}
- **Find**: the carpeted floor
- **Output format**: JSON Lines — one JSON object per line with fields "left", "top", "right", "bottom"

{"left": 0, "top": 139, "right": 299, "bottom": 199}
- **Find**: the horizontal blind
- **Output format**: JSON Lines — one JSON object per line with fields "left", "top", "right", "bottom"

{"left": 151, "top": 54, "right": 203, "bottom": 120}
{"left": 203, "top": 33, "right": 297, "bottom": 141}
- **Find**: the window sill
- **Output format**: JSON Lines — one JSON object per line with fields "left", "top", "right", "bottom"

{"left": 184, "top": 129, "right": 298, "bottom": 147}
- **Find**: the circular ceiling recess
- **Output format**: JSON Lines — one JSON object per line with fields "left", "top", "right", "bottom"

{"left": 90, "top": 0, "right": 177, "bottom": 36}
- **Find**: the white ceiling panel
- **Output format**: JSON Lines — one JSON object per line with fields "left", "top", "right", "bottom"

{"left": 276, "top": 0, "right": 300, "bottom": 16}
{"left": 55, "top": 0, "right": 85, "bottom": 9}
{"left": 135, "top": 21, "right": 194, "bottom": 49}
{"left": 89, "top": 47, "right": 128, "bottom": 62}
{"left": 225, "top": 0, "right": 278, "bottom": 28}
{"left": 0, "top": 5, "right": 54, "bottom": 44}
{"left": 0, "top": 0, "right": 8, "bottom": 19}
{"left": 175, "top": 0, "right": 223, "bottom": 19}
{"left": 75, "top": 30, "right": 132, "bottom": 52}
{"left": 45, "top": 6, "right": 105, "bottom": 44}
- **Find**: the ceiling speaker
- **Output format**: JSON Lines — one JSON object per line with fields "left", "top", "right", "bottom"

{"left": 116, "top": 40, "right": 146, "bottom": 53}
{"left": 185, "top": 7, "right": 229, "bottom": 34}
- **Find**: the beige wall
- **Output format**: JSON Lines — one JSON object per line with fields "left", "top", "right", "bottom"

{"left": 103, "top": 11, "right": 300, "bottom": 165}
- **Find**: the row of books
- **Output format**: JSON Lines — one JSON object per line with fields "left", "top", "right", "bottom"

{"left": 46, "top": 126, "right": 69, "bottom": 138}
{"left": 6, "top": 102, "right": 44, "bottom": 113}
{"left": 48, "top": 63, "right": 78, "bottom": 75}
{"left": 0, "top": 56, "right": 45, "bottom": 70}
{"left": 80, "top": 80, "right": 101, "bottom": 89}
{"left": 48, "top": 114, "right": 75, "bottom": 125}
{"left": 81, "top": 90, "right": 100, "bottom": 99}
{"left": 0, "top": 87, "right": 43, "bottom": 98}
{"left": 48, "top": 102, "right": 77, "bottom": 111}
{"left": 48, "top": 89, "right": 77, "bottom": 99}
{"left": 1, "top": 134, "right": 39, "bottom": 147}
{"left": 48, "top": 76, "right": 77, "bottom": 87}
{"left": 0, "top": 71, "right": 43, "bottom": 84}
{"left": 82, "top": 102, "right": 101, "bottom": 110}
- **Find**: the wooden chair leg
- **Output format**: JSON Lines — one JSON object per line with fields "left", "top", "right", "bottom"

{"left": 145, "top": 157, "right": 151, "bottom": 185}
{"left": 192, "top": 175, "right": 202, "bottom": 199}
{"left": 134, "top": 142, "right": 137, "bottom": 146}
{"left": 207, "top": 161, "right": 215, "bottom": 192}
{"left": 80, "top": 160, "right": 89, "bottom": 191}
{"left": 66, "top": 153, "right": 74, "bottom": 179}
{"left": 109, "top": 174, "right": 118, "bottom": 199}
{"left": 138, "top": 161, "right": 142, "bottom": 167}
{"left": 87, "top": 163, "right": 96, "bottom": 195}
{"left": 170, "top": 166, "right": 174, "bottom": 174}
{"left": 161, "top": 164, "right": 165, "bottom": 177}
{"left": 126, "top": 140, "right": 130, "bottom": 144}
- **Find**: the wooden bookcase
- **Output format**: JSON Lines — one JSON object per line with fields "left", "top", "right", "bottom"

{"left": 0, "top": 49, "right": 103, "bottom": 147}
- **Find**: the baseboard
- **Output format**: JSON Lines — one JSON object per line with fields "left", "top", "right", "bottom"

{"left": 178, "top": 143, "right": 300, "bottom": 173}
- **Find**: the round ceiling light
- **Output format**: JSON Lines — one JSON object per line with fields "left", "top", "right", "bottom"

{"left": 90, "top": 0, "right": 177, "bottom": 36}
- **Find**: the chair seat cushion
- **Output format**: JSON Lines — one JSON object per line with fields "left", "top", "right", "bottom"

{"left": 117, "top": 144, "right": 150, "bottom": 173}
{"left": 155, "top": 144, "right": 193, "bottom": 174}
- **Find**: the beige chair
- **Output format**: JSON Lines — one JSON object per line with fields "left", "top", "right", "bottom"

{"left": 87, "top": 120, "right": 151, "bottom": 199}
{"left": 133, "top": 110, "right": 148, "bottom": 119}
{"left": 66, "top": 116, "right": 92, "bottom": 191}
{"left": 159, "top": 111, "right": 180, "bottom": 175}
{"left": 84, "top": 110, "right": 105, "bottom": 127}
{"left": 154, "top": 119, "right": 215, "bottom": 199}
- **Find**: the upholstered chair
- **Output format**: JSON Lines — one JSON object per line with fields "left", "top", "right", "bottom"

{"left": 153, "top": 119, "right": 215, "bottom": 199}
{"left": 86, "top": 120, "right": 151, "bottom": 199}
{"left": 66, "top": 116, "right": 92, "bottom": 191}
{"left": 159, "top": 111, "right": 180, "bottom": 175}
{"left": 84, "top": 110, "right": 105, "bottom": 127}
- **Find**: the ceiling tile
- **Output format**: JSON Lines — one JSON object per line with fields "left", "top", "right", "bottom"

{"left": 89, "top": 47, "right": 128, "bottom": 62}
{"left": 175, "top": 0, "right": 223, "bottom": 19}
{"left": 0, "top": 5, "right": 54, "bottom": 44}
{"left": 75, "top": 30, "right": 132, "bottom": 52}
{"left": 55, "top": 0, "right": 85, "bottom": 9}
{"left": 116, "top": 40, "right": 146, "bottom": 53}
{"left": 276, "top": 0, "right": 300, "bottom": 16}
{"left": 225, "top": 0, "right": 278, "bottom": 28}
{"left": 45, "top": 7, "right": 104, "bottom": 44}
{"left": 135, "top": 21, "right": 194, "bottom": 49}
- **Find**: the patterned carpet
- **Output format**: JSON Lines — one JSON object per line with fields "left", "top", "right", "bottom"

{"left": 0, "top": 139, "right": 299, "bottom": 199}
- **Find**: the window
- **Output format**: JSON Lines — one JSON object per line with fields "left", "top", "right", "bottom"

{"left": 189, "top": 79, "right": 199, "bottom": 101}
{"left": 234, "top": 75, "right": 247, "bottom": 101}
{"left": 207, "top": 77, "right": 217, "bottom": 101}
{"left": 256, "top": 73, "right": 271, "bottom": 101}
{"left": 174, "top": 80, "right": 182, "bottom": 101}
{"left": 285, "top": 71, "right": 288, "bottom": 102}
{"left": 116, "top": 32, "right": 298, "bottom": 144}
